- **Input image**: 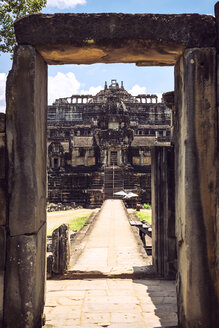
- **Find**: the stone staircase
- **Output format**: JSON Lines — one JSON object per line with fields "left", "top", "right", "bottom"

{"left": 103, "top": 166, "right": 124, "bottom": 200}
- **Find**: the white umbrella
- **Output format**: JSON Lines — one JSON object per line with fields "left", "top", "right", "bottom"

{"left": 113, "top": 190, "right": 128, "bottom": 196}
{"left": 125, "top": 192, "right": 138, "bottom": 198}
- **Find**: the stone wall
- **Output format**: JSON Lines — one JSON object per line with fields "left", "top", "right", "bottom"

{"left": 151, "top": 146, "right": 176, "bottom": 279}
{"left": 0, "top": 113, "right": 6, "bottom": 327}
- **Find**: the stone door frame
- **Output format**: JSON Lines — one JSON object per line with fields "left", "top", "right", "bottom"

{"left": 1, "top": 7, "right": 219, "bottom": 327}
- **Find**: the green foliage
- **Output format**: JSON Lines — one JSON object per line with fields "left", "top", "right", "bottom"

{"left": 143, "top": 203, "right": 151, "bottom": 209}
{"left": 0, "top": 0, "right": 47, "bottom": 54}
{"left": 135, "top": 210, "right": 152, "bottom": 225}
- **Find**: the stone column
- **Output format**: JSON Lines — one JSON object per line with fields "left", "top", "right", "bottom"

{"left": 151, "top": 146, "right": 176, "bottom": 279}
{"left": 5, "top": 46, "right": 47, "bottom": 328}
{"left": 0, "top": 113, "right": 6, "bottom": 328}
{"left": 174, "top": 48, "right": 218, "bottom": 327}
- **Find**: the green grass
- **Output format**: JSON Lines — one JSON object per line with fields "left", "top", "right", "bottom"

{"left": 143, "top": 203, "right": 151, "bottom": 209}
{"left": 47, "top": 214, "right": 90, "bottom": 236}
{"left": 68, "top": 215, "right": 90, "bottom": 232}
{"left": 135, "top": 210, "right": 152, "bottom": 225}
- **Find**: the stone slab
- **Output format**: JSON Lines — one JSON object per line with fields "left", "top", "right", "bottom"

{"left": 6, "top": 45, "right": 47, "bottom": 235}
{"left": 14, "top": 13, "right": 216, "bottom": 65}
{"left": 4, "top": 223, "right": 46, "bottom": 328}
{"left": 52, "top": 224, "right": 70, "bottom": 274}
{"left": 43, "top": 278, "right": 177, "bottom": 327}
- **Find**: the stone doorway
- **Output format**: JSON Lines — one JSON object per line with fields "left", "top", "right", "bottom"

{"left": 1, "top": 6, "right": 219, "bottom": 328}
{"left": 110, "top": 151, "right": 118, "bottom": 165}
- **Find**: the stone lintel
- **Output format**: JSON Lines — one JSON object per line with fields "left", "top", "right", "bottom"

{"left": 6, "top": 45, "right": 47, "bottom": 235}
{"left": 4, "top": 223, "right": 46, "bottom": 328}
{"left": 14, "top": 13, "right": 216, "bottom": 66}
{"left": 175, "top": 47, "right": 218, "bottom": 327}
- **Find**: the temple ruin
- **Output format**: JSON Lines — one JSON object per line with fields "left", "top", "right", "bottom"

{"left": 47, "top": 79, "right": 171, "bottom": 207}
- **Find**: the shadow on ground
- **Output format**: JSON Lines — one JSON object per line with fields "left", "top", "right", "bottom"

{"left": 134, "top": 277, "right": 178, "bottom": 328}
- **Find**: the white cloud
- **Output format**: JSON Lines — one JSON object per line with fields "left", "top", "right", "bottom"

{"left": 46, "top": 0, "right": 86, "bottom": 9}
{"left": 0, "top": 73, "right": 7, "bottom": 113}
{"left": 80, "top": 86, "right": 102, "bottom": 96}
{"left": 128, "top": 84, "right": 146, "bottom": 96}
{"left": 48, "top": 72, "right": 81, "bottom": 105}
{"left": 128, "top": 85, "right": 163, "bottom": 102}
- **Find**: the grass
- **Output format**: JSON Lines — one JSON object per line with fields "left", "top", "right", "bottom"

{"left": 47, "top": 214, "right": 90, "bottom": 236}
{"left": 135, "top": 210, "right": 152, "bottom": 225}
{"left": 68, "top": 215, "right": 90, "bottom": 232}
{"left": 143, "top": 203, "right": 151, "bottom": 209}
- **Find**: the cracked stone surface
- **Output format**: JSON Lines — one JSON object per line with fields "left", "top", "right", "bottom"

{"left": 43, "top": 278, "right": 178, "bottom": 327}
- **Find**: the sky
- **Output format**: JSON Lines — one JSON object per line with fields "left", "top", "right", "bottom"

{"left": 0, "top": 0, "right": 217, "bottom": 112}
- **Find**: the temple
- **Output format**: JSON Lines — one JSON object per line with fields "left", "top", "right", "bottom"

{"left": 47, "top": 79, "right": 171, "bottom": 207}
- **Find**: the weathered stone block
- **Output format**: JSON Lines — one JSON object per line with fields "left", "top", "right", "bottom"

{"left": 6, "top": 45, "right": 47, "bottom": 235}
{"left": 4, "top": 223, "right": 46, "bottom": 328}
{"left": 0, "top": 226, "right": 6, "bottom": 327}
{"left": 175, "top": 47, "right": 218, "bottom": 327}
{"left": 52, "top": 224, "right": 70, "bottom": 274}
{"left": 14, "top": 13, "right": 216, "bottom": 66}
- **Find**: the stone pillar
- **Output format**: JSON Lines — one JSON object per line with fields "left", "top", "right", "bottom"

{"left": 0, "top": 113, "right": 6, "bottom": 328}
{"left": 5, "top": 45, "right": 47, "bottom": 328}
{"left": 52, "top": 224, "right": 70, "bottom": 274}
{"left": 151, "top": 146, "right": 176, "bottom": 279}
{"left": 175, "top": 48, "right": 218, "bottom": 327}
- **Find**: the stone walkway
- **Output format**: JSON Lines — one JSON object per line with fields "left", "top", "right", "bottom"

{"left": 44, "top": 200, "right": 178, "bottom": 327}
{"left": 44, "top": 278, "right": 178, "bottom": 327}
{"left": 69, "top": 199, "right": 151, "bottom": 276}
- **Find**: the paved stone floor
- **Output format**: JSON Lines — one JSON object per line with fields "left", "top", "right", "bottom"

{"left": 69, "top": 199, "right": 151, "bottom": 276}
{"left": 44, "top": 278, "right": 178, "bottom": 328}
{"left": 44, "top": 200, "right": 178, "bottom": 327}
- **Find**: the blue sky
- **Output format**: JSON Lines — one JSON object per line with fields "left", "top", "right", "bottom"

{"left": 0, "top": 0, "right": 217, "bottom": 111}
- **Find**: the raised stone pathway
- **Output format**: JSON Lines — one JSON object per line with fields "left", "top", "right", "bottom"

{"left": 69, "top": 199, "right": 151, "bottom": 277}
{"left": 44, "top": 200, "right": 178, "bottom": 327}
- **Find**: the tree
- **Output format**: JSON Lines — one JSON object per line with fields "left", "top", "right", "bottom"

{"left": 0, "top": 0, "right": 47, "bottom": 55}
